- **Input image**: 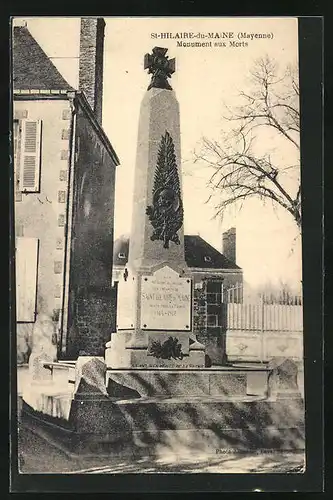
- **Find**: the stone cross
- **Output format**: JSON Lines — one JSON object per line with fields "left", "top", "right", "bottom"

{"left": 144, "top": 47, "right": 176, "bottom": 91}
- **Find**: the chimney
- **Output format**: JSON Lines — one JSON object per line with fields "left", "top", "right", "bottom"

{"left": 12, "top": 19, "right": 27, "bottom": 27}
{"left": 78, "top": 17, "right": 105, "bottom": 125}
{"left": 222, "top": 227, "right": 236, "bottom": 263}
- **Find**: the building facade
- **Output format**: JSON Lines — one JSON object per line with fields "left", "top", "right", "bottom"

{"left": 13, "top": 19, "right": 119, "bottom": 362}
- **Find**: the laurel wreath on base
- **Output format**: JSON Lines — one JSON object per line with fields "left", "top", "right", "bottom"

{"left": 148, "top": 336, "right": 184, "bottom": 360}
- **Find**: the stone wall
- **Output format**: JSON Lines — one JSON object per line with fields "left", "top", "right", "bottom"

{"left": 68, "top": 105, "right": 116, "bottom": 290}
{"left": 67, "top": 289, "right": 115, "bottom": 357}
{"left": 193, "top": 281, "right": 227, "bottom": 366}
{"left": 65, "top": 101, "right": 117, "bottom": 357}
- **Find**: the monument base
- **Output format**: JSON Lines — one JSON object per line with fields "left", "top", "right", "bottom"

{"left": 106, "top": 368, "right": 253, "bottom": 397}
{"left": 21, "top": 395, "right": 305, "bottom": 457}
{"left": 19, "top": 360, "right": 305, "bottom": 458}
{"left": 105, "top": 330, "right": 205, "bottom": 369}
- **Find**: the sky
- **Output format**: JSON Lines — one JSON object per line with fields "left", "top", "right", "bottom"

{"left": 13, "top": 17, "right": 302, "bottom": 290}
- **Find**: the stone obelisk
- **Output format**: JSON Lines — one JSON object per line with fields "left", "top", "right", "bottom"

{"left": 105, "top": 47, "right": 205, "bottom": 369}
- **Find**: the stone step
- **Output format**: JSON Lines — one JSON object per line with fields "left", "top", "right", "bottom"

{"left": 21, "top": 396, "right": 305, "bottom": 456}
{"left": 106, "top": 368, "right": 268, "bottom": 398}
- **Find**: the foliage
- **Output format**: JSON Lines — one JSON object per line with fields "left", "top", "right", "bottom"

{"left": 149, "top": 336, "right": 184, "bottom": 360}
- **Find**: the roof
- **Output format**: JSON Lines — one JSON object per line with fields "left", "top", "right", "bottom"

{"left": 75, "top": 92, "right": 120, "bottom": 166}
{"left": 185, "top": 235, "right": 241, "bottom": 269}
{"left": 12, "top": 26, "right": 120, "bottom": 167}
{"left": 113, "top": 235, "right": 241, "bottom": 270}
{"left": 12, "top": 26, "right": 74, "bottom": 91}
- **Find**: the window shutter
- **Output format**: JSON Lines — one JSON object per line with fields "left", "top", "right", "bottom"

{"left": 13, "top": 121, "right": 20, "bottom": 188}
{"left": 19, "top": 120, "right": 42, "bottom": 192}
{"left": 15, "top": 237, "right": 39, "bottom": 322}
{"left": 13, "top": 120, "right": 19, "bottom": 163}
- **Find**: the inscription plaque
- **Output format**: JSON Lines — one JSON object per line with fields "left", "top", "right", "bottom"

{"left": 140, "top": 266, "right": 191, "bottom": 330}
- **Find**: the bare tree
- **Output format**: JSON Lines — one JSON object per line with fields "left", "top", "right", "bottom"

{"left": 194, "top": 56, "right": 301, "bottom": 230}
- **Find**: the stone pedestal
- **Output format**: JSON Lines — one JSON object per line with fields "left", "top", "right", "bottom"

{"left": 106, "top": 368, "right": 249, "bottom": 398}
{"left": 105, "top": 264, "right": 205, "bottom": 369}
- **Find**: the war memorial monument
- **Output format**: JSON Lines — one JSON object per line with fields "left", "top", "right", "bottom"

{"left": 21, "top": 47, "right": 304, "bottom": 457}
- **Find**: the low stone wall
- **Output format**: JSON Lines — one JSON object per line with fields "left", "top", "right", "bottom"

{"left": 226, "top": 330, "right": 303, "bottom": 363}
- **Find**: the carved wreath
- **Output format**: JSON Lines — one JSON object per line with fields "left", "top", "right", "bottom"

{"left": 148, "top": 336, "right": 184, "bottom": 360}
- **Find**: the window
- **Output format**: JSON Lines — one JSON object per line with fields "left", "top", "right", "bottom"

{"left": 207, "top": 280, "right": 222, "bottom": 294}
{"left": 118, "top": 252, "right": 126, "bottom": 259}
{"left": 206, "top": 292, "right": 221, "bottom": 305}
{"left": 16, "top": 237, "right": 39, "bottom": 322}
{"left": 204, "top": 256, "right": 212, "bottom": 263}
{"left": 18, "top": 120, "right": 42, "bottom": 192}
{"left": 206, "top": 280, "right": 222, "bottom": 305}
{"left": 207, "top": 314, "right": 218, "bottom": 327}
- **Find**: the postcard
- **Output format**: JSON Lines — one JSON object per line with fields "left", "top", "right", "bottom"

{"left": 10, "top": 16, "right": 323, "bottom": 492}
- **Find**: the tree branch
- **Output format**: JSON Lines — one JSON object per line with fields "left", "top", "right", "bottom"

{"left": 194, "top": 56, "right": 301, "bottom": 230}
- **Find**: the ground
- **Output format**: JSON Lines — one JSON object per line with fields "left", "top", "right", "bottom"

{"left": 17, "top": 426, "right": 305, "bottom": 474}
